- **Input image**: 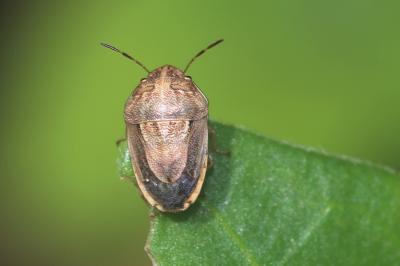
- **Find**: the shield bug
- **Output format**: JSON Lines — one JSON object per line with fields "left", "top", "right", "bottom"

{"left": 101, "top": 39, "right": 223, "bottom": 212}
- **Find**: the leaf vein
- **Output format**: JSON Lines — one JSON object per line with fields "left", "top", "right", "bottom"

{"left": 277, "top": 206, "right": 332, "bottom": 266}
{"left": 202, "top": 199, "right": 260, "bottom": 266}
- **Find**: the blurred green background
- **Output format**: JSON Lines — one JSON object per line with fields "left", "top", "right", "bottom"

{"left": 0, "top": 0, "right": 399, "bottom": 265}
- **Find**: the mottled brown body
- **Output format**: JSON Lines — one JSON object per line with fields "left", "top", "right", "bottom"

{"left": 102, "top": 39, "right": 223, "bottom": 212}
{"left": 125, "top": 65, "right": 208, "bottom": 212}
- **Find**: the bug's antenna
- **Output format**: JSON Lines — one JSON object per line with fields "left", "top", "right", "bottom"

{"left": 184, "top": 39, "right": 224, "bottom": 73}
{"left": 100, "top": 42, "right": 150, "bottom": 73}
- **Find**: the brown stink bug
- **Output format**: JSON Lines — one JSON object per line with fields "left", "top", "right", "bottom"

{"left": 101, "top": 40, "right": 223, "bottom": 212}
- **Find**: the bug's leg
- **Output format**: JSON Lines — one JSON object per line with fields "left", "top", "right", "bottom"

{"left": 208, "top": 127, "right": 230, "bottom": 155}
{"left": 207, "top": 154, "right": 214, "bottom": 170}
{"left": 116, "top": 128, "right": 128, "bottom": 146}
{"left": 116, "top": 138, "right": 126, "bottom": 146}
{"left": 149, "top": 208, "right": 158, "bottom": 220}
{"left": 120, "top": 175, "right": 135, "bottom": 182}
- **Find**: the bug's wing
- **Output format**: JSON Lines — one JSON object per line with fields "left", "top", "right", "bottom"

{"left": 126, "top": 117, "right": 208, "bottom": 212}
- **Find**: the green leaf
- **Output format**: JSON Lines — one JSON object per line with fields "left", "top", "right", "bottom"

{"left": 117, "top": 121, "right": 400, "bottom": 265}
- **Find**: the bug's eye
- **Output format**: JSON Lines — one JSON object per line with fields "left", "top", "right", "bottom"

{"left": 184, "top": 76, "right": 192, "bottom": 80}
{"left": 140, "top": 78, "right": 147, "bottom": 83}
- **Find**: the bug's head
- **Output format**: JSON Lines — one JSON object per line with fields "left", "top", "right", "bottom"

{"left": 147, "top": 64, "right": 186, "bottom": 80}
{"left": 101, "top": 39, "right": 223, "bottom": 78}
